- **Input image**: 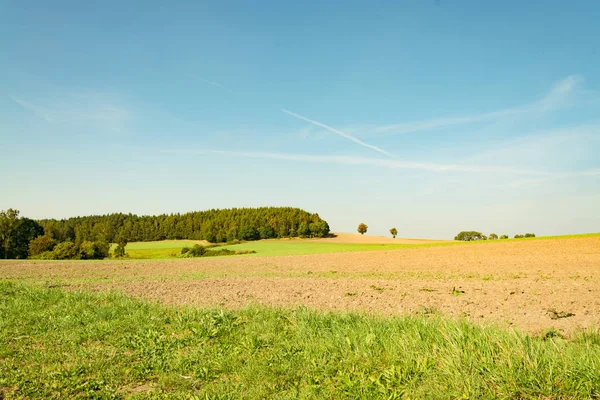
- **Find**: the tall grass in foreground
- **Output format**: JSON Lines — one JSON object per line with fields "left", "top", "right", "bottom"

{"left": 1, "top": 282, "right": 599, "bottom": 399}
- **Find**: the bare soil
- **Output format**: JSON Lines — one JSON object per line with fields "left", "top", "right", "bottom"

{"left": 2, "top": 236, "right": 599, "bottom": 334}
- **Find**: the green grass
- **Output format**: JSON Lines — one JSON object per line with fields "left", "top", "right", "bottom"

{"left": 112, "top": 240, "right": 454, "bottom": 259}
{"left": 111, "top": 232, "right": 600, "bottom": 260}
{"left": 1, "top": 282, "right": 600, "bottom": 399}
{"left": 215, "top": 240, "right": 447, "bottom": 257}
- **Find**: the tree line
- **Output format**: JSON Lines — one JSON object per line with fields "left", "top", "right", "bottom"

{"left": 454, "top": 231, "right": 536, "bottom": 241}
{"left": 0, "top": 207, "right": 330, "bottom": 259}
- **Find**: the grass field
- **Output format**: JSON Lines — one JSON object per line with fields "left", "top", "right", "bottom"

{"left": 2, "top": 281, "right": 599, "bottom": 399}
{"left": 116, "top": 239, "right": 456, "bottom": 259}
{"left": 6, "top": 234, "right": 599, "bottom": 397}
{"left": 113, "top": 233, "right": 600, "bottom": 260}
{"left": 110, "top": 240, "right": 207, "bottom": 259}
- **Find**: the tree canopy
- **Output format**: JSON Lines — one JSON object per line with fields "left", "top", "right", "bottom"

{"left": 454, "top": 231, "right": 484, "bottom": 241}
{"left": 38, "top": 207, "right": 330, "bottom": 244}
{"left": 357, "top": 223, "right": 368, "bottom": 235}
{"left": 0, "top": 209, "right": 43, "bottom": 259}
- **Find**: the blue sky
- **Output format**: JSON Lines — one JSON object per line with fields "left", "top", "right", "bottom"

{"left": 1, "top": 0, "right": 599, "bottom": 238}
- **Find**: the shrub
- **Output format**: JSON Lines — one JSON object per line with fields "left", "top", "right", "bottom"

{"left": 79, "top": 241, "right": 110, "bottom": 260}
{"left": 188, "top": 244, "right": 207, "bottom": 257}
{"left": 52, "top": 241, "right": 78, "bottom": 260}
{"left": 500, "top": 235, "right": 509, "bottom": 239}
{"left": 28, "top": 235, "right": 57, "bottom": 257}
{"left": 180, "top": 246, "right": 191, "bottom": 254}
{"left": 524, "top": 233, "right": 536, "bottom": 238}
{"left": 113, "top": 241, "right": 127, "bottom": 258}
{"left": 32, "top": 251, "right": 56, "bottom": 260}
{"left": 514, "top": 234, "right": 524, "bottom": 239}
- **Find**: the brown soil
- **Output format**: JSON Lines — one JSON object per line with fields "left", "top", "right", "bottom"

{"left": 2, "top": 236, "right": 599, "bottom": 334}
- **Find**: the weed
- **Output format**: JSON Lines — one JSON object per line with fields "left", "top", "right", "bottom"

{"left": 547, "top": 308, "right": 576, "bottom": 320}
{"left": 451, "top": 287, "right": 466, "bottom": 296}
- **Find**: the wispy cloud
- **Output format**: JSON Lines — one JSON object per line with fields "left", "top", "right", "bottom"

{"left": 189, "top": 74, "right": 233, "bottom": 93}
{"left": 281, "top": 108, "right": 394, "bottom": 157}
{"left": 11, "top": 97, "right": 54, "bottom": 122}
{"left": 11, "top": 93, "right": 130, "bottom": 131}
{"left": 161, "top": 148, "right": 549, "bottom": 175}
{"left": 372, "top": 75, "right": 585, "bottom": 136}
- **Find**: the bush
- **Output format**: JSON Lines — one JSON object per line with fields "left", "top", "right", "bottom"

{"left": 489, "top": 233, "right": 498, "bottom": 240}
{"left": 52, "top": 241, "right": 78, "bottom": 260}
{"left": 500, "top": 235, "right": 509, "bottom": 239}
{"left": 514, "top": 234, "right": 524, "bottom": 239}
{"left": 113, "top": 241, "right": 128, "bottom": 258}
{"left": 32, "top": 251, "right": 56, "bottom": 260}
{"left": 28, "top": 235, "right": 57, "bottom": 257}
{"left": 524, "top": 233, "right": 536, "bottom": 238}
{"left": 188, "top": 244, "right": 207, "bottom": 257}
{"left": 79, "top": 241, "right": 110, "bottom": 260}
{"left": 181, "top": 246, "right": 191, "bottom": 254}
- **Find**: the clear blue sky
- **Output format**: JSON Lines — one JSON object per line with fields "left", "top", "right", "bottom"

{"left": 1, "top": 1, "right": 599, "bottom": 238}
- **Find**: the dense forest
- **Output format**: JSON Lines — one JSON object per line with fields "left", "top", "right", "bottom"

{"left": 39, "top": 207, "right": 330, "bottom": 244}
{"left": 0, "top": 207, "right": 330, "bottom": 260}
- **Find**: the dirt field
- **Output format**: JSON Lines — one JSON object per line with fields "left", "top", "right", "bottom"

{"left": 2, "top": 236, "right": 599, "bottom": 334}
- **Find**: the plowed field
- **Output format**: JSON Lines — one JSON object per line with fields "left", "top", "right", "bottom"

{"left": 2, "top": 236, "right": 599, "bottom": 334}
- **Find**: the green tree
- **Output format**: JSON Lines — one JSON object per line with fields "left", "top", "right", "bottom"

{"left": 113, "top": 240, "right": 128, "bottom": 258}
{"left": 52, "top": 241, "right": 78, "bottom": 260}
{"left": 454, "top": 231, "right": 484, "bottom": 241}
{"left": 524, "top": 233, "right": 536, "bottom": 238}
{"left": 29, "top": 235, "right": 57, "bottom": 257}
{"left": 357, "top": 223, "right": 368, "bottom": 235}
{"left": 10, "top": 218, "right": 44, "bottom": 259}
{"left": 500, "top": 234, "right": 509, "bottom": 239}
{"left": 489, "top": 233, "right": 498, "bottom": 240}
{"left": 0, "top": 208, "right": 20, "bottom": 259}
{"left": 390, "top": 228, "right": 398, "bottom": 238}
{"left": 297, "top": 223, "right": 310, "bottom": 238}
{"left": 79, "top": 241, "right": 110, "bottom": 260}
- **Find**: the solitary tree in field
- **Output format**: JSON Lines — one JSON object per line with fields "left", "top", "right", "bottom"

{"left": 489, "top": 233, "right": 498, "bottom": 240}
{"left": 390, "top": 228, "right": 398, "bottom": 238}
{"left": 357, "top": 223, "right": 368, "bottom": 235}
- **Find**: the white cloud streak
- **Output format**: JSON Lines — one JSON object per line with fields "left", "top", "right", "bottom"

{"left": 372, "top": 75, "right": 585, "bottom": 135}
{"left": 281, "top": 108, "right": 394, "bottom": 157}
{"left": 189, "top": 74, "right": 233, "bottom": 93}
{"left": 11, "top": 93, "right": 130, "bottom": 131}
{"left": 161, "top": 148, "right": 549, "bottom": 175}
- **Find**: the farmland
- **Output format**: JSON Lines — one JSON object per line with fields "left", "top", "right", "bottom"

{"left": 2, "top": 233, "right": 600, "bottom": 398}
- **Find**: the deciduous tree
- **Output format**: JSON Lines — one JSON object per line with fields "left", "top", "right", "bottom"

{"left": 390, "top": 228, "right": 398, "bottom": 238}
{"left": 358, "top": 223, "right": 368, "bottom": 235}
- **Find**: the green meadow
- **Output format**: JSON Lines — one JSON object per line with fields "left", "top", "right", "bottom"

{"left": 116, "top": 240, "right": 454, "bottom": 259}
{"left": 113, "top": 232, "right": 600, "bottom": 260}
{"left": 1, "top": 281, "right": 599, "bottom": 399}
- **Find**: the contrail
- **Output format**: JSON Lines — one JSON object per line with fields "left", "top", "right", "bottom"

{"left": 281, "top": 108, "right": 394, "bottom": 157}
{"left": 189, "top": 74, "right": 233, "bottom": 93}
